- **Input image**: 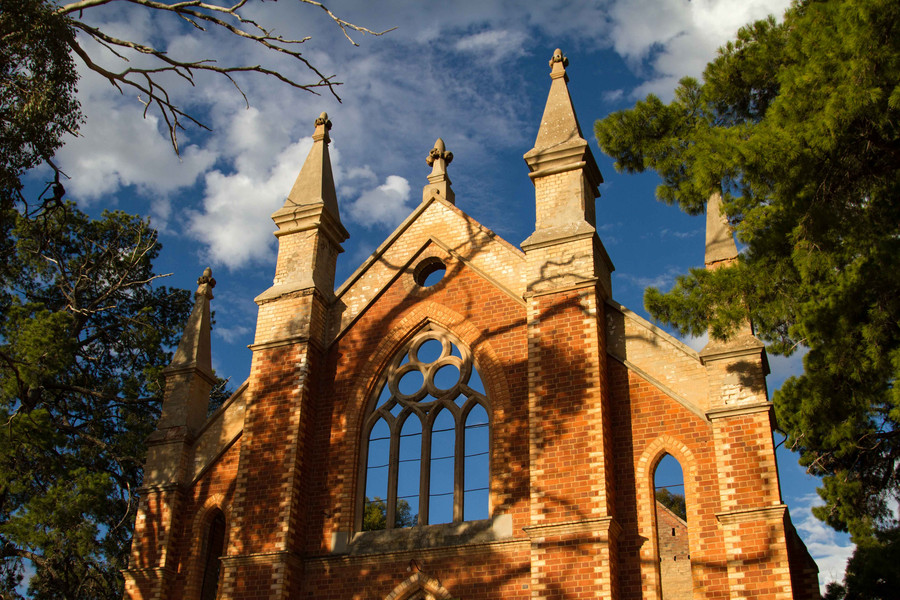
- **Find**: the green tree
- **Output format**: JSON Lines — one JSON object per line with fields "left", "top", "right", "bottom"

{"left": 595, "top": 0, "right": 899, "bottom": 542}
{"left": 362, "top": 497, "right": 417, "bottom": 531}
{"left": 655, "top": 489, "right": 687, "bottom": 522}
{"left": 0, "top": 0, "right": 80, "bottom": 209}
{"left": 0, "top": 204, "right": 191, "bottom": 598}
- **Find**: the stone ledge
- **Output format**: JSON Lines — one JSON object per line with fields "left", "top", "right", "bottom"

{"left": 525, "top": 278, "right": 599, "bottom": 298}
{"left": 706, "top": 402, "right": 773, "bottom": 421}
{"left": 716, "top": 504, "right": 787, "bottom": 525}
{"left": 310, "top": 537, "right": 529, "bottom": 567}
{"left": 520, "top": 221, "right": 595, "bottom": 252}
{"left": 122, "top": 566, "right": 177, "bottom": 581}
{"left": 345, "top": 514, "right": 513, "bottom": 555}
{"left": 523, "top": 516, "right": 620, "bottom": 540}
{"left": 220, "top": 550, "right": 303, "bottom": 569}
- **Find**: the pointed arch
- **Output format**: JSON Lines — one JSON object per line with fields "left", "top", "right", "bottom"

{"left": 184, "top": 495, "right": 231, "bottom": 600}
{"left": 636, "top": 436, "right": 699, "bottom": 599}
{"left": 383, "top": 571, "right": 453, "bottom": 600}
{"left": 356, "top": 317, "right": 493, "bottom": 532}
{"left": 349, "top": 300, "right": 511, "bottom": 430}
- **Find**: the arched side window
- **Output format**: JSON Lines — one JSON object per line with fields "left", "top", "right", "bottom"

{"left": 359, "top": 325, "right": 490, "bottom": 531}
{"left": 654, "top": 454, "right": 692, "bottom": 600}
{"left": 199, "top": 509, "right": 226, "bottom": 600}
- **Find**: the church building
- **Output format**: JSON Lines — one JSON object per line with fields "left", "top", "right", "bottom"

{"left": 124, "top": 50, "right": 820, "bottom": 600}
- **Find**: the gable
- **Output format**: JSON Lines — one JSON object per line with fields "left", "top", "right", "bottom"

{"left": 331, "top": 196, "right": 525, "bottom": 342}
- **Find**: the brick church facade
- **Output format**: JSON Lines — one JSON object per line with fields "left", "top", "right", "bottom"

{"left": 124, "top": 50, "right": 820, "bottom": 600}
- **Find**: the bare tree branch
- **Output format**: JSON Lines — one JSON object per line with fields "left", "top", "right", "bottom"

{"left": 54, "top": 0, "right": 393, "bottom": 153}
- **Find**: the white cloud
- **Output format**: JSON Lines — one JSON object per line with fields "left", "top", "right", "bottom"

{"left": 607, "top": 0, "right": 792, "bottom": 100}
{"left": 454, "top": 30, "right": 528, "bottom": 63}
{"left": 791, "top": 494, "right": 854, "bottom": 592}
{"left": 614, "top": 265, "right": 684, "bottom": 291}
{"left": 602, "top": 89, "right": 625, "bottom": 103}
{"left": 186, "top": 137, "right": 315, "bottom": 269}
{"left": 214, "top": 324, "right": 251, "bottom": 344}
{"left": 346, "top": 175, "right": 412, "bottom": 229}
{"left": 56, "top": 69, "right": 216, "bottom": 203}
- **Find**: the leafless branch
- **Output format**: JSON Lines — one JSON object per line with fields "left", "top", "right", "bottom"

{"left": 55, "top": 0, "right": 393, "bottom": 153}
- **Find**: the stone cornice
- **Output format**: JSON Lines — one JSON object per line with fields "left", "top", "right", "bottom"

{"left": 699, "top": 342, "right": 765, "bottom": 364}
{"left": 523, "top": 516, "right": 621, "bottom": 540}
{"left": 525, "top": 277, "right": 599, "bottom": 298}
{"left": 520, "top": 221, "right": 596, "bottom": 252}
{"left": 706, "top": 401, "right": 773, "bottom": 421}
{"left": 221, "top": 550, "right": 303, "bottom": 569}
{"left": 716, "top": 504, "right": 787, "bottom": 525}
{"left": 121, "top": 566, "right": 177, "bottom": 580}
{"left": 248, "top": 333, "right": 324, "bottom": 354}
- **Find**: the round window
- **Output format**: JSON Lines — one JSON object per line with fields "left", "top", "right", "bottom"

{"left": 413, "top": 257, "right": 446, "bottom": 287}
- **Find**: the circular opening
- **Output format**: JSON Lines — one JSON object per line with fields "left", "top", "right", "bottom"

{"left": 397, "top": 369, "right": 424, "bottom": 396}
{"left": 415, "top": 339, "right": 444, "bottom": 364}
{"left": 413, "top": 258, "right": 446, "bottom": 287}
{"left": 432, "top": 363, "right": 461, "bottom": 391}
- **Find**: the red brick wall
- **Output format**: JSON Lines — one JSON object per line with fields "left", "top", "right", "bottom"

{"left": 311, "top": 246, "right": 531, "bottom": 554}
{"left": 125, "top": 438, "right": 241, "bottom": 600}
{"left": 609, "top": 360, "right": 731, "bottom": 600}
{"left": 656, "top": 503, "right": 691, "bottom": 600}
{"left": 129, "top": 251, "right": 820, "bottom": 600}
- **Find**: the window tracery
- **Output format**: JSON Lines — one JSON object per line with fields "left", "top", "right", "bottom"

{"left": 359, "top": 325, "right": 490, "bottom": 531}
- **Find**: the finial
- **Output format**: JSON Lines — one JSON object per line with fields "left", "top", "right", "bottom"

{"left": 197, "top": 267, "right": 216, "bottom": 298}
{"left": 313, "top": 111, "right": 332, "bottom": 143}
{"left": 549, "top": 48, "right": 569, "bottom": 68}
{"left": 315, "top": 112, "right": 332, "bottom": 130}
{"left": 426, "top": 138, "right": 453, "bottom": 167}
{"left": 423, "top": 138, "right": 455, "bottom": 204}
{"left": 549, "top": 48, "right": 569, "bottom": 80}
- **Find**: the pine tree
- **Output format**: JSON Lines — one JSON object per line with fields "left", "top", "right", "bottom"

{"left": 595, "top": 0, "right": 900, "bottom": 542}
{"left": 0, "top": 205, "right": 191, "bottom": 598}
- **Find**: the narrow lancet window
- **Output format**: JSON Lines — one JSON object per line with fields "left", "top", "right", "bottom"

{"left": 654, "top": 454, "right": 692, "bottom": 599}
{"left": 200, "top": 510, "right": 226, "bottom": 600}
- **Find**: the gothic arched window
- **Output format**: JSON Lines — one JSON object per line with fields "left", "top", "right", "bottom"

{"left": 199, "top": 510, "right": 226, "bottom": 600}
{"left": 358, "top": 326, "right": 490, "bottom": 531}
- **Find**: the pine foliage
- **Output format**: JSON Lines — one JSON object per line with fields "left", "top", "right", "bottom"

{"left": 0, "top": 205, "right": 190, "bottom": 598}
{"left": 595, "top": 0, "right": 900, "bottom": 541}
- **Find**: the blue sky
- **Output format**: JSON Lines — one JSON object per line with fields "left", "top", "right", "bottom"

{"left": 34, "top": 0, "right": 854, "bottom": 589}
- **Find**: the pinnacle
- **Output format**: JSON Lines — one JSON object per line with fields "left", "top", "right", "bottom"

{"left": 169, "top": 266, "right": 215, "bottom": 373}
{"left": 530, "top": 48, "right": 584, "bottom": 152}
{"left": 280, "top": 111, "right": 341, "bottom": 224}
{"left": 705, "top": 191, "right": 739, "bottom": 267}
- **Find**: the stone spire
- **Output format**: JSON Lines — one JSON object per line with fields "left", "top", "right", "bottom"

{"left": 705, "top": 191, "right": 739, "bottom": 268}
{"left": 280, "top": 112, "right": 342, "bottom": 224}
{"left": 531, "top": 48, "right": 584, "bottom": 152}
{"left": 522, "top": 49, "right": 611, "bottom": 297}
{"left": 258, "top": 112, "right": 349, "bottom": 306}
{"left": 158, "top": 267, "right": 217, "bottom": 434}
{"left": 423, "top": 138, "right": 455, "bottom": 204}
{"left": 699, "top": 192, "right": 768, "bottom": 399}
